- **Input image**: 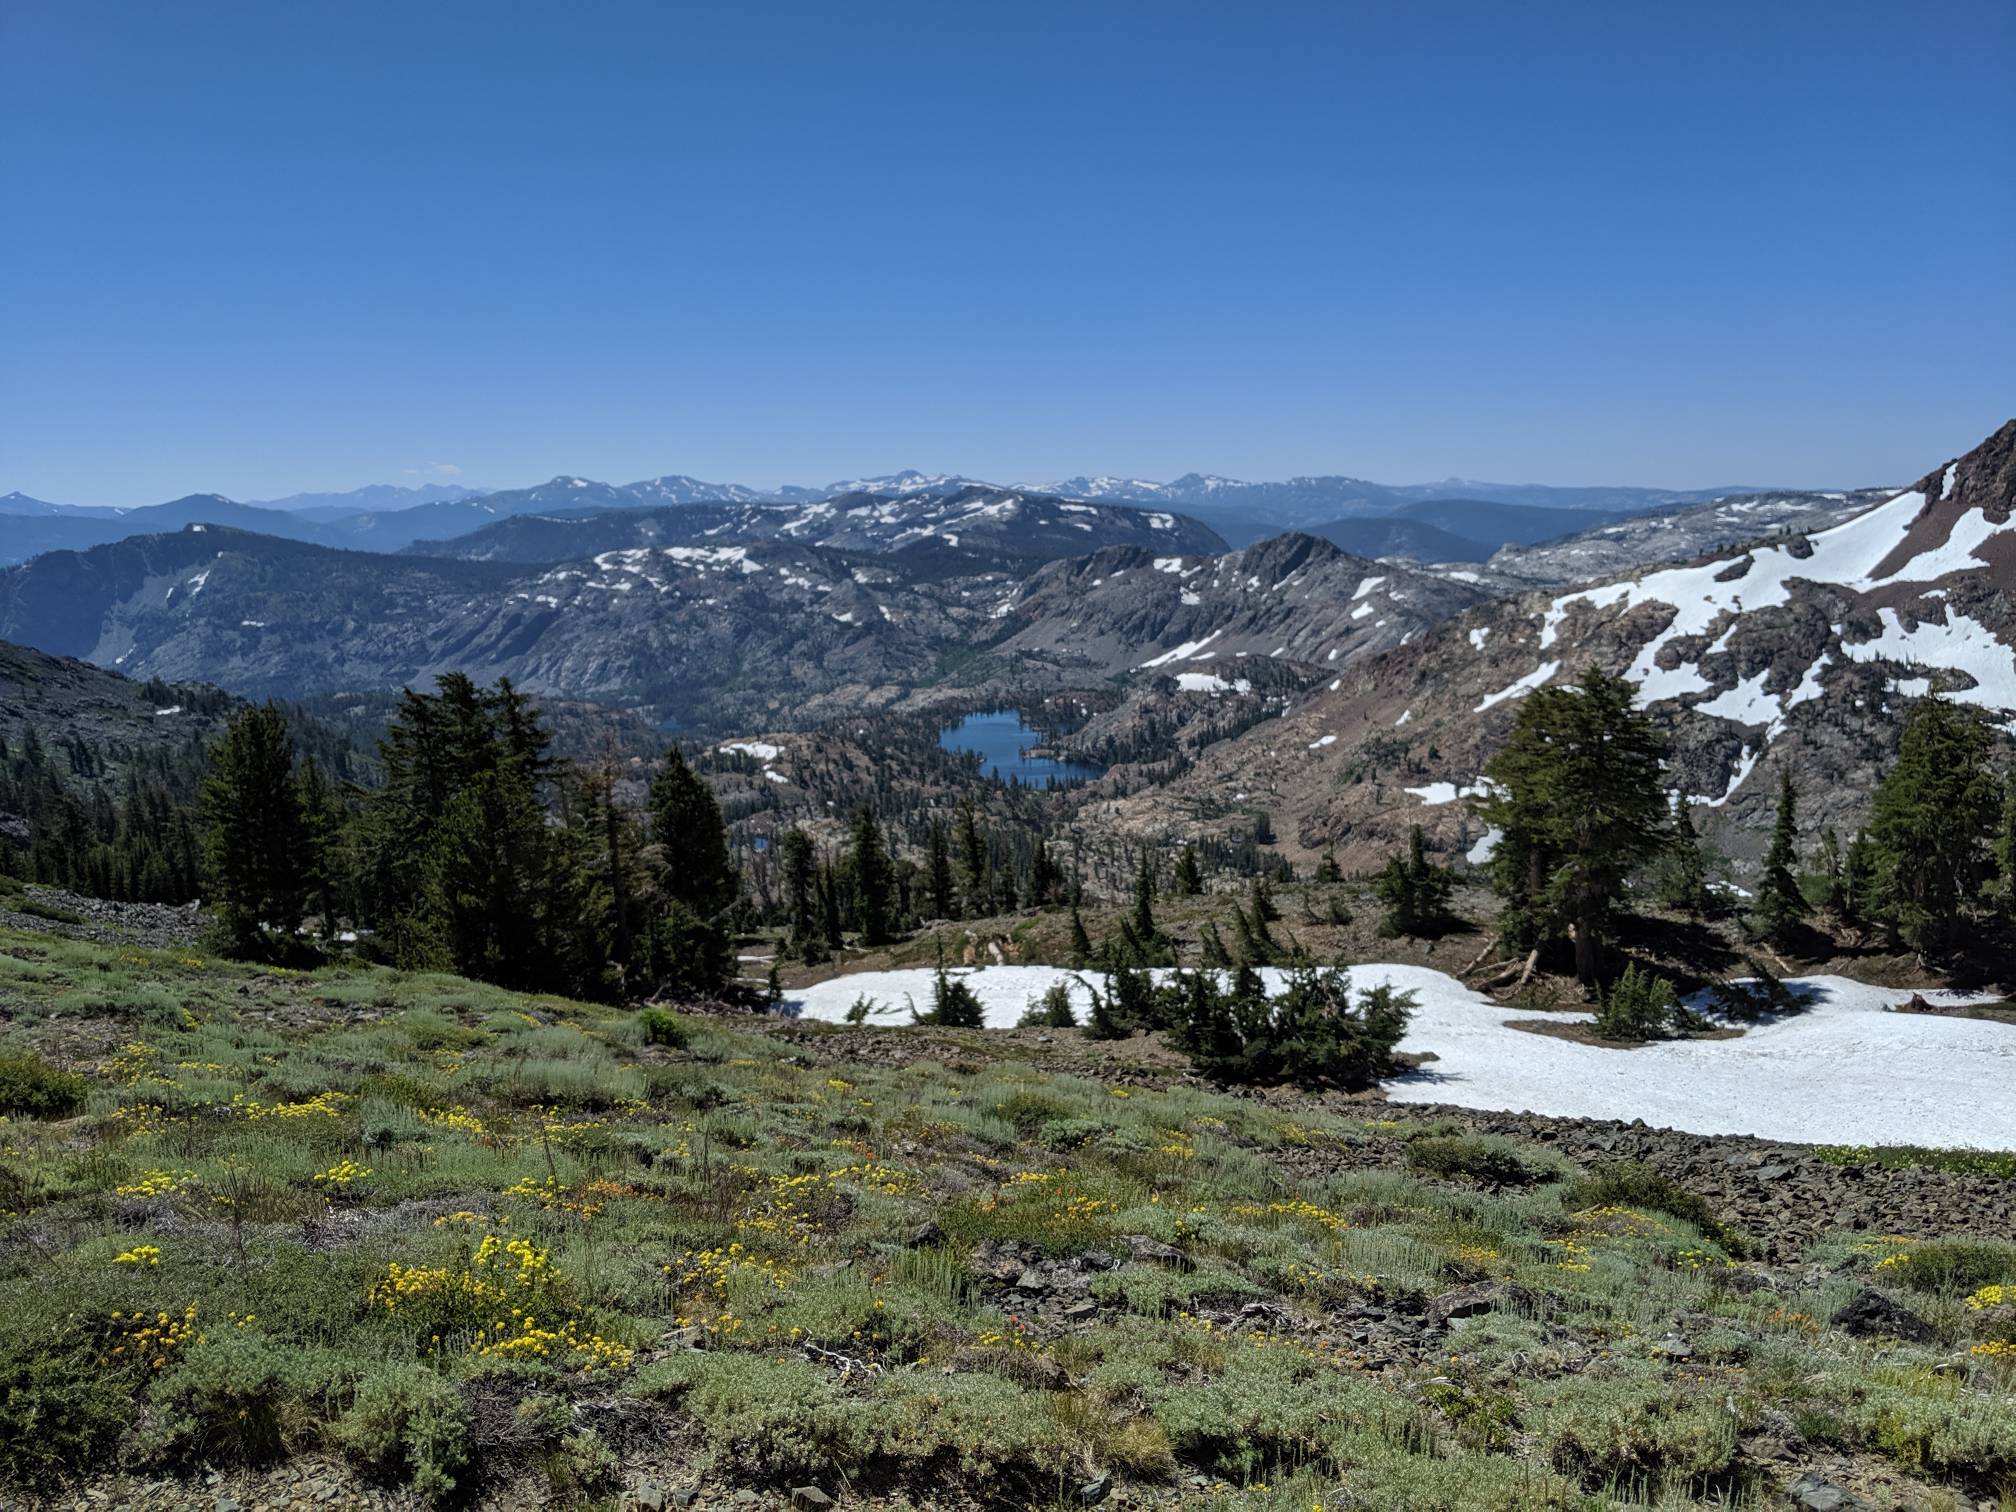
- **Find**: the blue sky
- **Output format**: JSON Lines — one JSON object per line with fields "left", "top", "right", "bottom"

{"left": 3, "top": 0, "right": 2010, "bottom": 505}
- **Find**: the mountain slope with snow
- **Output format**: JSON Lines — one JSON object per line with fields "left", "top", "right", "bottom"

{"left": 1084, "top": 421, "right": 2016, "bottom": 870}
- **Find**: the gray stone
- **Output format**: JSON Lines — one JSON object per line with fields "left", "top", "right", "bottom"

{"left": 1830, "top": 1288, "right": 1934, "bottom": 1344}
{"left": 790, "top": 1489, "right": 835, "bottom": 1511}
{"left": 1787, "top": 1471, "right": 1857, "bottom": 1511}
{"left": 1123, "top": 1234, "right": 1191, "bottom": 1269}
{"left": 1077, "top": 1472, "right": 1113, "bottom": 1505}
{"left": 906, "top": 1220, "right": 947, "bottom": 1249}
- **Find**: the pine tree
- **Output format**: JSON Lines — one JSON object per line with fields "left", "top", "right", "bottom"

{"left": 1130, "top": 850, "right": 1158, "bottom": 943}
{"left": 1312, "top": 849, "right": 1343, "bottom": 884}
{"left": 1987, "top": 781, "right": 2016, "bottom": 924}
{"left": 926, "top": 821, "right": 955, "bottom": 919}
{"left": 1068, "top": 904, "right": 1093, "bottom": 964}
{"left": 1198, "top": 919, "right": 1232, "bottom": 968}
{"left": 1816, "top": 827, "right": 1848, "bottom": 919}
{"left": 1479, "top": 666, "right": 1669, "bottom": 984}
{"left": 777, "top": 829, "right": 825, "bottom": 964}
{"left": 1749, "top": 768, "right": 1807, "bottom": 943}
{"left": 296, "top": 755, "right": 347, "bottom": 941}
{"left": 1173, "top": 845, "right": 1204, "bottom": 896}
{"left": 1658, "top": 796, "right": 1713, "bottom": 916}
{"left": 201, "top": 705, "right": 312, "bottom": 955}
{"left": 1842, "top": 828, "right": 1877, "bottom": 930}
{"left": 1370, "top": 825, "right": 1455, "bottom": 938}
{"left": 649, "top": 749, "right": 734, "bottom": 918}
{"left": 919, "top": 948, "right": 986, "bottom": 1028}
{"left": 1866, "top": 697, "right": 1999, "bottom": 957}
{"left": 849, "top": 804, "right": 895, "bottom": 945}
{"left": 954, "top": 798, "right": 988, "bottom": 918}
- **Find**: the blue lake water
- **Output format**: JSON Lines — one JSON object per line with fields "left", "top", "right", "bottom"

{"left": 938, "top": 710, "right": 1103, "bottom": 786}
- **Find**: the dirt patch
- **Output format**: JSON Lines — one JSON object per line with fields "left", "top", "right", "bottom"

{"left": 1503, "top": 1018, "right": 1745, "bottom": 1050}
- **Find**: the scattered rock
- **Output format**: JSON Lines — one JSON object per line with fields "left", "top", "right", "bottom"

{"left": 1123, "top": 1234, "right": 1192, "bottom": 1269}
{"left": 1077, "top": 1471, "right": 1113, "bottom": 1505}
{"left": 790, "top": 1488, "right": 835, "bottom": 1510}
{"left": 1787, "top": 1470, "right": 1860, "bottom": 1511}
{"left": 1829, "top": 1288, "right": 1934, "bottom": 1343}
{"left": 1426, "top": 1282, "right": 1535, "bottom": 1330}
{"left": 906, "top": 1219, "right": 948, "bottom": 1249}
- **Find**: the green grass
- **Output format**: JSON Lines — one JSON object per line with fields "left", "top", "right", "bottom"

{"left": 0, "top": 924, "right": 2012, "bottom": 1508}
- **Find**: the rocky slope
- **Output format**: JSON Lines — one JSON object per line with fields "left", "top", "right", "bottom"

{"left": 1082, "top": 421, "right": 2016, "bottom": 871}
{"left": 403, "top": 485, "right": 1228, "bottom": 564}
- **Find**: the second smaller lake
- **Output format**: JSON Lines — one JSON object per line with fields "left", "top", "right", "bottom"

{"left": 938, "top": 710, "right": 1103, "bottom": 787}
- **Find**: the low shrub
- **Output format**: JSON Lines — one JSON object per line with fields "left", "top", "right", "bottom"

{"left": 638, "top": 1008, "right": 690, "bottom": 1048}
{"left": 1566, "top": 1160, "right": 1744, "bottom": 1254}
{"left": 1406, "top": 1134, "right": 1554, "bottom": 1187}
{"left": 0, "top": 1330, "right": 131, "bottom": 1490}
{"left": 147, "top": 1331, "right": 310, "bottom": 1467}
{"left": 0, "top": 1048, "right": 88, "bottom": 1118}
{"left": 337, "top": 1362, "right": 471, "bottom": 1503}
{"left": 1594, "top": 964, "right": 1679, "bottom": 1040}
{"left": 1018, "top": 980, "right": 1078, "bottom": 1028}
{"left": 1876, "top": 1239, "right": 2016, "bottom": 1295}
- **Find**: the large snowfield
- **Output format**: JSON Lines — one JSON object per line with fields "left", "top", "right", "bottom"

{"left": 784, "top": 964, "right": 2016, "bottom": 1149}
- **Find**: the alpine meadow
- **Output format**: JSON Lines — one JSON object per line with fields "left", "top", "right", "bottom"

{"left": 3, "top": 3, "right": 2014, "bottom": 1510}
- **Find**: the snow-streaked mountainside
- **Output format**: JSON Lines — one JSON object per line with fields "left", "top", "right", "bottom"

{"left": 990, "top": 533, "right": 1487, "bottom": 680}
{"left": 399, "top": 487, "right": 1227, "bottom": 565}
{"left": 1085, "top": 420, "right": 2016, "bottom": 872}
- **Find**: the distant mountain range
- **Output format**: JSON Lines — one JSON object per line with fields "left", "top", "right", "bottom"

{"left": 1, "top": 466, "right": 1806, "bottom": 566}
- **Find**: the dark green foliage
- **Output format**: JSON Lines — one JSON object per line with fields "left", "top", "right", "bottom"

{"left": 1657, "top": 797, "right": 1715, "bottom": 916}
{"left": 954, "top": 797, "right": 988, "bottom": 918}
{"left": 356, "top": 675, "right": 619, "bottom": 999}
{"left": 1593, "top": 963, "right": 1679, "bottom": 1040}
{"left": 1130, "top": 849, "right": 1158, "bottom": 943}
{"left": 0, "top": 1049, "right": 87, "bottom": 1117}
{"left": 0, "top": 1328, "right": 131, "bottom": 1490}
{"left": 645, "top": 899, "right": 732, "bottom": 1001}
{"left": 778, "top": 829, "right": 826, "bottom": 964}
{"left": 1566, "top": 1161, "right": 1743, "bottom": 1252}
{"left": 1749, "top": 768, "right": 1807, "bottom": 943}
{"left": 149, "top": 1332, "right": 305, "bottom": 1467}
{"left": 1187, "top": 965, "right": 1414, "bottom": 1090}
{"left": 1370, "top": 825, "right": 1456, "bottom": 939}
{"left": 649, "top": 748, "right": 735, "bottom": 918}
{"left": 1480, "top": 666, "right": 1668, "bottom": 983}
{"left": 1173, "top": 844, "right": 1203, "bottom": 896}
{"left": 201, "top": 704, "right": 313, "bottom": 954}
{"left": 1068, "top": 904, "right": 1093, "bottom": 965}
{"left": 849, "top": 804, "right": 895, "bottom": 946}
{"left": 1312, "top": 849, "right": 1342, "bottom": 884}
{"left": 639, "top": 1008, "right": 691, "bottom": 1048}
{"left": 1019, "top": 981, "right": 1077, "bottom": 1028}
{"left": 916, "top": 957, "right": 986, "bottom": 1028}
{"left": 1866, "top": 697, "right": 1999, "bottom": 956}
{"left": 1406, "top": 1134, "right": 1552, "bottom": 1187}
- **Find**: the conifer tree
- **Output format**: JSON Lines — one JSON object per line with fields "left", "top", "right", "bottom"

{"left": 849, "top": 804, "right": 895, "bottom": 945}
{"left": 926, "top": 821, "right": 955, "bottom": 919}
{"left": 777, "top": 829, "right": 825, "bottom": 964}
{"left": 1749, "top": 768, "right": 1807, "bottom": 943}
{"left": 954, "top": 798, "right": 988, "bottom": 918}
{"left": 1029, "top": 837, "right": 1059, "bottom": 908}
{"left": 1131, "top": 850, "right": 1158, "bottom": 943}
{"left": 1370, "top": 825, "right": 1456, "bottom": 938}
{"left": 649, "top": 748, "right": 734, "bottom": 918}
{"left": 1658, "top": 796, "right": 1713, "bottom": 916}
{"left": 202, "top": 705, "right": 313, "bottom": 955}
{"left": 1173, "top": 845, "right": 1204, "bottom": 896}
{"left": 1479, "top": 666, "right": 1668, "bottom": 984}
{"left": 1068, "top": 903, "right": 1093, "bottom": 964}
{"left": 1866, "top": 696, "right": 1998, "bottom": 956}
{"left": 1988, "top": 781, "right": 2016, "bottom": 924}
{"left": 296, "top": 754, "right": 347, "bottom": 941}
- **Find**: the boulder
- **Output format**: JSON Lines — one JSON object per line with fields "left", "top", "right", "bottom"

{"left": 1829, "top": 1288, "right": 1934, "bottom": 1343}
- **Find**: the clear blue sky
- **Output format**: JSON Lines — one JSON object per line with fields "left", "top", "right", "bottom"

{"left": 3, "top": 0, "right": 2010, "bottom": 505}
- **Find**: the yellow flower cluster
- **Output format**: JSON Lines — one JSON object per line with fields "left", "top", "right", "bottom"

{"left": 110, "top": 1103, "right": 172, "bottom": 1135}
{"left": 230, "top": 1090, "right": 348, "bottom": 1121}
{"left": 368, "top": 1232, "right": 555, "bottom": 1318}
{"left": 1452, "top": 1244, "right": 1501, "bottom": 1267}
{"left": 1261, "top": 1198, "right": 1351, "bottom": 1234}
{"left": 1971, "top": 1339, "right": 2016, "bottom": 1359}
{"left": 1673, "top": 1248, "right": 1734, "bottom": 1271}
{"left": 114, "top": 1168, "right": 197, "bottom": 1198}
{"left": 1966, "top": 1285, "right": 2010, "bottom": 1311}
{"left": 113, "top": 1244, "right": 162, "bottom": 1266}
{"left": 1547, "top": 1238, "right": 1594, "bottom": 1273}
{"left": 662, "top": 1241, "right": 794, "bottom": 1297}
{"left": 432, "top": 1210, "right": 498, "bottom": 1228}
{"left": 826, "top": 1161, "right": 916, "bottom": 1196}
{"left": 1008, "top": 1169, "right": 1057, "bottom": 1186}
{"left": 312, "top": 1159, "right": 373, "bottom": 1188}
{"left": 418, "top": 1105, "right": 487, "bottom": 1137}
{"left": 470, "top": 1315, "right": 633, "bottom": 1372}
{"left": 502, "top": 1174, "right": 607, "bottom": 1220}
{"left": 1158, "top": 1130, "right": 1197, "bottom": 1161}
{"left": 102, "top": 1305, "right": 201, "bottom": 1370}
